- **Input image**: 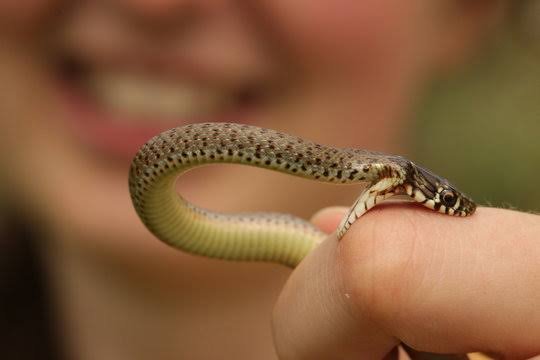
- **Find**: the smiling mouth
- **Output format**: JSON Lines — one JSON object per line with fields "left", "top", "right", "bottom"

{"left": 54, "top": 54, "right": 267, "bottom": 159}
{"left": 57, "top": 54, "right": 266, "bottom": 123}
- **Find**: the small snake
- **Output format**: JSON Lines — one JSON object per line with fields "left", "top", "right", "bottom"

{"left": 129, "top": 122, "right": 476, "bottom": 359}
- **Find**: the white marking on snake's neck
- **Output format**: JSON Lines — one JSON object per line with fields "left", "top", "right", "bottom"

{"left": 424, "top": 199, "right": 436, "bottom": 210}
{"left": 413, "top": 190, "right": 426, "bottom": 202}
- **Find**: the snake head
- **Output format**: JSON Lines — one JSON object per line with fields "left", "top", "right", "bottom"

{"left": 405, "top": 164, "right": 476, "bottom": 216}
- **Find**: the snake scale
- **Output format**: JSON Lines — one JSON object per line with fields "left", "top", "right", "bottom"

{"left": 129, "top": 122, "right": 476, "bottom": 360}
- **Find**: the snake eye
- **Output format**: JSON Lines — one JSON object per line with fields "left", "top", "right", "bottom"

{"left": 441, "top": 190, "right": 457, "bottom": 207}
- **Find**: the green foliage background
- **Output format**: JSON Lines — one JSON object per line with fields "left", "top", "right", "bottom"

{"left": 413, "top": 33, "right": 539, "bottom": 212}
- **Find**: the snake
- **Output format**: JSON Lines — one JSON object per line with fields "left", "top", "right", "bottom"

{"left": 128, "top": 122, "right": 476, "bottom": 359}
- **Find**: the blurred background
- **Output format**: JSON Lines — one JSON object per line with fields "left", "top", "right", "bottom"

{"left": 414, "top": 3, "right": 540, "bottom": 212}
{"left": 0, "top": 2, "right": 538, "bottom": 360}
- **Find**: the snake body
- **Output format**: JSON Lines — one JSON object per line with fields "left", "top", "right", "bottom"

{"left": 129, "top": 122, "right": 476, "bottom": 360}
{"left": 129, "top": 122, "right": 475, "bottom": 267}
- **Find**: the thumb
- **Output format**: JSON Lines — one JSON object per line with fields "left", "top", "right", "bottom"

{"left": 272, "top": 206, "right": 399, "bottom": 359}
{"left": 310, "top": 206, "right": 348, "bottom": 234}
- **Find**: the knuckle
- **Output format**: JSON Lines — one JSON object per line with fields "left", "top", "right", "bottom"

{"left": 337, "top": 206, "right": 428, "bottom": 328}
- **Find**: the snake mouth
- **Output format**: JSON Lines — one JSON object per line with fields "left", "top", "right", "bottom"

{"left": 406, "top": 183, "right": 476, "bottom": 216}
{"left": 405, "top": 164, "right": 477, "bottom": 216}
{"left": 423, "top": 188, "right": 476, "bottom": 216}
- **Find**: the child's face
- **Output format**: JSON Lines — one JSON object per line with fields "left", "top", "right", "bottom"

{"left": 0, "top": 0, "right": 474, "bottom": 268}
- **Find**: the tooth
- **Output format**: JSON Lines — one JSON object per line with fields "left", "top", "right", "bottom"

{"left": 86, "top": 71, "right": 230, "bottom": 120}
{"left": 405, "top": 184, "right": 413, "bottom": 195}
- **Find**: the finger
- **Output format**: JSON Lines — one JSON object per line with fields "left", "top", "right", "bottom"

{"left": 312, "top": 208, "right": 473, "bottom": 359}
{"left": 310, "top": 206, "right": 348, "bottom": 234}
{"left": 272, "top": 231, "right": 400, "bottom": 359}
{"left": 338, "top": 205, "right": 540, "bottom": 358}
{"left": 275, "top": 204, "right": 540, "bottom": 359}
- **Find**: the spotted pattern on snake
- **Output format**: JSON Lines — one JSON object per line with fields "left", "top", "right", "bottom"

{"left": 129, "top": 122, "right": 476, "bottom": 268}
{"left": 129, "top": 122, "right": 477, "bottom": 360}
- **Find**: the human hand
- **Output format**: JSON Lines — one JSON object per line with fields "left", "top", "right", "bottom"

{"left": 272, "top": 205, "right": 540, "bottom": 359}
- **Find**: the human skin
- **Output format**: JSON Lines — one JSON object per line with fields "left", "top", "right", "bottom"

{"left": 274, "top": 206, "right": 540, "bottom": 359}
{"left": 2, "top": 1, "right": 536, "bottom": 360}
